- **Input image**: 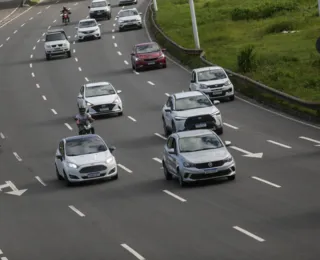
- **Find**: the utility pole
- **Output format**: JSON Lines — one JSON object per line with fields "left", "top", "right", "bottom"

{"left": 153, "top": 0, "right": 158, "bottom": 11}
{"left": 189, "top": 0, "right": 200, "bottom": 49}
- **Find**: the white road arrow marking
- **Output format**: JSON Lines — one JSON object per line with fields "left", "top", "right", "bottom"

{"left": 229, "top": 146, "right": 263, "bottom": 158}
{"left": 0, "top": 181, "right": 27, "bottom": 196}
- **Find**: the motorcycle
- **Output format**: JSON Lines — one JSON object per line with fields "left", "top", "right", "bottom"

{"left": 76, "top": 119, "right": 93, "bottom": 135}
{"left": 61, "top": 10, "right": 71, "bottom": 25}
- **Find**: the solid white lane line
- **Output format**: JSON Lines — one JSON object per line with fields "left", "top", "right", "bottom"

{"left": 114, "top": 42, "right": 117, "bottom": 47}
{"left": 75, "top": 57, "right": 78, "bottom": 62}
{"left": 69, "top": 205, "right": 85, "bottom": 217}
{"left": 53, "top": 19, "right": 56, "bottom": 23}
{"left": 251, "top": 176, "right": 281, "bottom": 188}
{"left": 36, "top": 83, "right": 40, "bottom": 88}
{"left": 165, "top": 93, "right": 170, "bottom": 96}
{"left": 223, "top": 122, "right": 239, "bottom": 130}
{"left": 6, "top": 37, "right": 10, "bottom": 41}
{"left": 0, "top": 6, "right": 18, "bottom": 23}
{"left": 121, "top": 244, "right": 145, "bottom": 260}
{"left": 163, "top": 190, "right": 187, "bottom": 202}
{"left": 64, "top": 123, "right": 73, "bottom": 130}
{"left": 299, "top": 136, "right": 320, "bottom": 144}
{"left": 21, "top": 23, "right": 25, "bottom": 27}
{"left": 78, "top": 67, "right": 82, "bottom": 71}
{"left": 154, "top": 133, "right": 166, "bottom": 140}
{"left": 267, "top": 140, "right": 291, "bottom": 149}
{"left": 13, "top": 152, "right": 22, "bottom": 162}
{"left": 233, "top": 226, "right": 265, "bottom": 242}
{"left": 42, "top": 95, "right": 47, "bottom": 100}
{"left": 112, "top": 35, "right": 115, "bottom": 39}
{"left": 117, "top": 51, "right": 122, "bottom": 55}
{"left": 84, "top": 77, "right": 89, "bottom": 82}
{"left": 128, "top": 116, "right": 136, "bottom": 122}
{"left": 14, "top": 30, "right": 17, "bottom": 34}
{"left": 29, "top": 63, "right": 32, "bottom": 68}
{"left": 31, "top": 72, "right": 35, "bottom": 77}
{"left": 0, "top": 132, "right": 5, "bottom": 139}
{"left": 33, "top": 45, "right": 36, "bottom": 50}
{"left": 30, "top": 54, "right": 33, "bottom": 58}
{"left": 118, "top": 164, "right": 132, "bottom": 173}
{"left": 152, "top": 157, "right": 162, "bottom": 163}
{"left": 147, "top": 81, "right": 155, "bottom": 86}
{"left": 0, "top": 6, "right": 32, "bottom": 29}
{"left": 133, "top": 70, "right": 139, "bottom": 75}
{"left": 124, "top": 60, "right": 129, "bottom": 65}
{"left": 35, "top": 176, "right": 46, "bottom": 186}
{"left": 51, "top": 109, "right": 57, "bottom": 115}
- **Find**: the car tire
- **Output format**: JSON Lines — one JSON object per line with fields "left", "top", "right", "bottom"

{"left": 67, "top": 51, "right": 71, "bottom": 58}
{"left": 162, "top": 64, "right": 167, "bottom": 69}
{"left": 216, "top": 127, "right": 223, "bottom": 135}
{"left": 56, "top": 165, "right": 63, "bottom": 180}
{"left": 163, "top": 162, "right": 172, "bottom": 180}
{"left": 177, "top": 169, "right": 186, "bottom": 187}
{"left": 63, "top": 171, "right": 72, "bottom": 186}
{"left": 229, "top": 95, "right": 235, "bottom": 101}
{"left": 118, "top": 112, "right": 123, "bottom": 116}
{"left": 46, "top": 54, "right": 50, "bottom": 60}
{"left": 228, "top": 175, "right": 236, "bottom": 181}
{"left": 111, "top": 174, "right": 118, "bottom": 180}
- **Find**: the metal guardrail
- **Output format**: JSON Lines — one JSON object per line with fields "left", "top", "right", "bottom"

{"left": 146, "top": 2, "right": 320, "bottom": 121}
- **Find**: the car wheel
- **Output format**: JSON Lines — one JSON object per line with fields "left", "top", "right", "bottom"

{"left": 56, "top": 165, "right": 63, "bottom": 180}
{"left": 67, "top": 51, "right": 71, "bottom": 58}
{"left": 46, "top": 54, "right": 50, "bottom": 60}
{"left": 63, "top": 171, "right": 72, "bottom": 186}
{"left": 111, "top": 174, "right": 118, "bottom": 180}
{"left": 98, "top": 36, "right": 101, "bottom": 39}
{"left": 162, "top": 64, "right": 167, "bottom": 69}
{"left": 163, "top": 162, "right": 172, "bottom": 180}
{"left": 118, "top": 112, "right": 123, "bottom": 116}
{"left": 177, "top": 170, "right": 186, "bottom": 187}
{"left": 228, "top": 175, "right": 236, "bottom": 181}
{"left": 229, "top": 95, "right": 235, "bottom": 101}
{"left": 216, "top": 127, "right": 223, "bottom": 135}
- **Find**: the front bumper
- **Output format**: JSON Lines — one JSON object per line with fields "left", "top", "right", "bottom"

{"left": 78, "top": 31, "right": 101, "bottom": 40}
{"left": 87, "top": 103, "right": 123, "bottom": 116}
{"left": 135, "top": 57, "right": 166, "bottom": 69}
{"left": 65, "top": 162, "right": 117, "bottom": 183}
{"left": 174, "top": 115, "right": 223, "bottom": 132}
{"left": 181, "top": 162, "right": 236, "bottom": 182}
{"left": 45, "top": 48, "right": 70, "bottom": 56}
{"left": 119, "top": 21, "right": 142, "bottom": 30}
{"left": 200, "top": 85, "right": 234, "bottom": 99}
{"left": 90, "top": 11, "right": 110, "bottom": 18}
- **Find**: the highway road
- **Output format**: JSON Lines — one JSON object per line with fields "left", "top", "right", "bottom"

{"left": 0, "top": 0, "right": 320, "bottom": 259}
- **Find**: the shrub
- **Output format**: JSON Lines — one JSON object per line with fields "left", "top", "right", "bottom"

{"left": 265, "top": 20, "right": 297, "bottom": 34}
{"left": 237, "top": 45, "right": 256, "bottom": 73}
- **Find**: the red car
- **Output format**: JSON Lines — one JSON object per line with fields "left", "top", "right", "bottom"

{"left": 131, "top": 42, "right": 166, "bottom": 72}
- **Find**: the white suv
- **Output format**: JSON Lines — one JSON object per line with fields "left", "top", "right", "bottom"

{"left": 116, "top": 8, "right": 142, "bottom": 32}
{"left": 88, "top": 0, "right": 112, "bottom": 20}
{"left": 44, "top": 29, "right": 71, "bottom": 60}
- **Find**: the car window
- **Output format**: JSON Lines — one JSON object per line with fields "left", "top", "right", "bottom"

{"left": 79, "top": 20, "right": 97, "bottom": 28}
{"left": 175, "top": 95, "right": 212, "bottom": 111}
{"left": 91, "top": 1, "right": 106, "bottom": 7}
{"left": 65, "top": 136, "right": 107, "bottom": 156}
{"left": 59, "top": 141, "right": 64, "bottom": 155}
{"left": 192, "top": 71, "right": 196, "bottom": 82}
{"left": 46, "top": 33, "right": 66, "bottom": 42}
{"left": 166, "top": 97, "right": 172, "bottom": 108}
{"left": 80, "top": 86, "right": 84, "bottom": 95}
{"left": 119, "top": 10, "right": 138, "bottom": 17}
{"left": 136, "top": 43, "right": 160, "bottom": 54}
{"left": 197, "top": 69, "right": 227, "bottom": 82}
{"left": 179, "top": 134, "right": 223, "bottom": 153}
{"left": 167, "top": 137, "right": 173, "bottom": 149}
{"left": 85, "top": 84, "right": 115, "bottom": 97}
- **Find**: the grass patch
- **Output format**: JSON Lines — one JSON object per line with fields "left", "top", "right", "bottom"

{"left": 28, "top": 0, "right": 40, "bottom": 5}
{"left": 156, "top": 0, "right": 320, "bottom": 102}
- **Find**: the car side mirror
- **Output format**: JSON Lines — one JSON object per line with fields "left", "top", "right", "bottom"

{"left": 98, "top": 23, "right": 101, "bottom": 26}
{"left": 213, "top": 100, "right": 220, "bottom": 105}
{"left": 116, "top": 15, "right": 119, "bottom": 18}
{"left": 164, "top": 108, "right": 171, "bottom": 113}
{"left": 88, "top": 6, "right": 90, "bottom": 8}
{"left": 168, "top": 148, "right": 175, "bottom": 154}
{"left": 117, "top": 90, "right": 122, "bottom": 94}
{"left": 225, "top": 141, "right": 231, "bottom": 147}
{"left": 56, "top": 154, "right": 63, "bottom": 160}
{"left": 75, "top": 26, "right": 78, "bottom": 29}
{"left": 190, "top": 79, "right": 195, "bottom": 83}
{"left": 108, "top": 3, "right": 111, "bottom": 6}
{"left": 78, "top": 94, "right": 83, "bottom": 99}
{"left": 139, "top": 12, "right": 142, "bottom": 15}
{"left": 109, "top": 146, "right": 116, "bottom": 153}
{"left": 130, "top": 52, "right": 134, "bottom": 56}
{"left": 162, "top": 48, "right": 166, "bottom": 51}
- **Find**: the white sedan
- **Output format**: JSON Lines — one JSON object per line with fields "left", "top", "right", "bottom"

{"left": 76, "top": 19, "right": 101, "bottom": 41}
{"left": 55, "top": 134, "right": 118, "bottom": 186}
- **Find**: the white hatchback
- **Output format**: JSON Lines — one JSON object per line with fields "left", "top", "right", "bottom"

{"left": 76, "top": 19, "right": 101, "bottom": 41}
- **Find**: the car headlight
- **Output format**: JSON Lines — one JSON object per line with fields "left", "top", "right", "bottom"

{"left": 223, "top": 156, "right": 233, "bottom": 163}
{"left": 63, "top": 43, "right": 68, "bottom": 47}
{"left": 106, "top": 157, "right": 114, "bottom": 164}
{"left": 213, "top": 110, "right": 221, "bottom": 116}
{"left": 135, "top": 57, "right": 140, "bottom": 61}
{"left": 113, "top": 98, "right": 120, "bottom": 104}
{"left": 86, "top": 101, "right": 92, "bottom": 106}
{"left": 94, "top": 28, "right": 99, "bottom": 32}
{"left": 224, "top": 80, "right": 231, "bottom": 86}
{"left": 158, "top": 54, "right": 165, "bottom": 59}
{"left": 45, "top": 44, "right": 52, "bottom": 48}
{"left": 67, "top": 162, "right": 78, "bottom": 168}
{"left": 200, "top": 84, "right": 208, "bottom": 89}
{"left": 183, "top": 161, "right": 195, "bottom": 168}
{"left": 174, "top": 116, "right": 187, "bottom": 121}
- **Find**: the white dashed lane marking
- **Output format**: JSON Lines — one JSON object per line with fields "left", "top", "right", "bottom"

{"left": 267, "top": 140, "right": 292, "bottom": 149}
{"left": 37, "top": 39, "right": 40, "bottom": 43}
{"left": 251, "top": 176, "right": 281, "bottom": 188}
{"left": 154, "top": 133, "right": 166, "bottom": 140}
{"left": 47, "top": 25, "right": 51, "bottom": 29}
{"left": 31, "top": 72, "right": 35, "bottom": 77}
{"left": 6, "top": 37, "right": 10, "bottom": 41}
{"left": 78, "top": 67, "right": 82, "bottom": 71}
{"left": 133, "top": 70, "right": 139, "bottom": 75}
{"left": 233, "top": 226, "right": 265, "bottom": 242}
{"left": 69, "top": 205, "right": 85, "bottom": 217}
{"left": 124, "top": 60, "right": 128, "bottom": 65}
{"left": 118, "top": 164, "right": 132, "bottom": 173}
{"left": 152, "top": 157, "right": 162, "bottom": 163}
{"left": 51, "top": 109, "right": 57, "bottom": 115}
{"left": 29, "top": 17, "right": 33, "bottom": 20}
{"left": 117, "top": 51, "right": 122, "bottom": 55}
{"left": 112, "top": 29, "right": 115, "bottom": 32}
{"left": 33, "top": 45, "right": 36, "bottom": 50}
{"left": 0, "top": 132, "right": 5, "bottom": 139}
{"left": 21, "top": 23, "right": 25, "bottom": 27}
{"left": 13, "top": 152, "right": 22, "bottom": 162}
{"left": 42, "top": 95, "right": 47, "bottom": 101}
{"left": 112, "top": 35, "right": 115, "bottom": 39}
{"left": 37, "top": 11, "right": 41, "bottom": 14}
{"left": 30, "top": 54, "right": 33, "bottom": 58}
{"left": 114, "top": 43, "right": 117, "bottom": 47}
{"left": 36, "top": 83, "right": 40, "bottom": 88}
{"left": 0, "top": 44, "right": 3, "bottom": 48}
{"left": 29, "top": 63, "right": 32, "bottom": 68}
{"left": 299, "top": 136, "right": 320, "bottom": 145}
{"left": 165, "top": 93, "right": 170, "bottom": 96}
{"left": 64, "top": 123, "right": 73, "bottom": 130}
{"left": 163, "top": 190, "right": 187, "bottom": 202}
{"left": 73, "top": 49, "right": 76, "bottom": 53}
{"left": 147, "top": 81, "right": 155, "bottom": 86}
{"left": 127, "top": 116, "right": 136, "bottom": 122}
{"left": 223, "top": 123, "right": 239, "bottom": 130}
{"left": 42, "top": 32, "right": 45, "bottom": 36}
{"left": 35, "top": 176, "right": 47, "bottom": 186}
{"left": 121, "top": 244, "right": 145, "bottom": 260}
{"left": 14, "top": 30, "right": 17, "bottom": 34}
{"left": 75, "top": 57, "right": 78, "bottom": 62}
{"left": 113, "top": 23, "right": 115, "bottom": 26}
{"left": 84, "top": 77, "right": 89, "bottom": 82}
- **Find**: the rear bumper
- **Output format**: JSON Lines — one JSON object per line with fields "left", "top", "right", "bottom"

{"left": 45, "top": 49, "right": 69, "bottom": 55}
{"left": 135, "top": 58, "right": 166, "bottom": 69}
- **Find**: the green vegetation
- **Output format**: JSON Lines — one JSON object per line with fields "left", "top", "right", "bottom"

{"left": 28, "top": 0, "right": 40, "bottom": 5}
{"left": 156, "top": 0, "right": 320, "bottom": 101}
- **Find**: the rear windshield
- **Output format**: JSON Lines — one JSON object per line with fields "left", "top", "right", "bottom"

{"left": 46, "top": 33, "right": 66, "bottom": 42}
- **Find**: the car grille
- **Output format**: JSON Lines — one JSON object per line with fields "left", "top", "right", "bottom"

{"left": 208, "top": 83, "right": 224, "bottom": 88}
{"left": 91, "top": 104, "right": 115, "bottom": 112}
{"left": 190, "top": 169, "right": 231, "bottom": 180}
{"left": 79, "top": 165, "right": 107, "bottom": 173}
{"left": 143, "top": 58, "right": 158, "bottom": 61}
{"left": 51, "top": 44, "right": 63, "bottom": 47}
{"left": 195, "top": 160, "right": 225, "bottom": 169}
{"left": 184, "top": 114, "right": 216, "bottom": 131}
{"left": 83, "top": 30, "right": 95, "bottom": 34}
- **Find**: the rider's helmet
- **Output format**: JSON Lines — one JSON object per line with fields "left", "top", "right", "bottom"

{"left": 78, "top": 99, "right": 87, "bottom": 115}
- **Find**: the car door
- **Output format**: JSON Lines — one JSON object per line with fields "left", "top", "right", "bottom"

{"left": 164, "top": 137, "right": 174, "bottom": 173}
{"left": 55, "top": 140, "right": 65, "bottom": 174}
{"left": 190, "top": 70, "right": 197, "bottom": 90}
{"left": 163, "top": 97, "right": 174, "bottom": 128}
{"left": 167, "top": 137, "right": 178, "bottom": 175}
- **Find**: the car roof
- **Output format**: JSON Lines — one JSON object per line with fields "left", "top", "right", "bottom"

{"left": 135, "top": 41, "right": 157, "bottom": 47}
{"left": 47, "top": 28, "right": 65, "bottom": 34}
{"left": 84, "top": 82, "right": 112, "bottom": 87}
{"left": 193, "top": 66, "right": 224, "bottom": 73}
{"left": 173, "top": 91, "right": 203, "bottom": 100}
{"left": 64, "top": 134, "right": 103, "bottom": 142}
{"left": 79, "top": 19, "right": 96, "bottom": 23}
{"left": 176, "top": 129, "right": 216, "bottom": 138}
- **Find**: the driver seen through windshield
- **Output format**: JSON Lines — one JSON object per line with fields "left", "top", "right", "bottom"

{"left": 175, "top": 96, "right": 212, "bottom": 111}
{"left": 197, "top": 69, "right": 227, "bottom": 82}
{"left": 179, "top": 135, "right": 223, "bottom": 153}
{"left": 85, "top": 84, "right": 116, "bottom": 97}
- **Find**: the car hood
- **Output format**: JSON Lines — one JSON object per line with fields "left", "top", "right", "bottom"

{"left": 199, "top": 79, "right": 229, "bottom": 86}
{"left": 78, "top": 26, "right": 99, "bottom": 32}
{"left": 181, "top": 148, "right": 229, "bottom": 164}
{"left": 67, "top": 151, "right": 110, "bottom": 165}
{"left": 136, "top": 51, "right": 162, "bottom": 59}
{"left": 85, "top": 94, "right": 118, "bottom": 105}
{"left": 118, "top": 15, "right": 141, "bottom": 22}
{"left": 90, "top": 7, "right": 109, "bottom": 12}
{"left": 46, "top": 40, "right": 68, "bottom": 46}
{"left": 174, "top": 106, "right": 218, "bottom": 118}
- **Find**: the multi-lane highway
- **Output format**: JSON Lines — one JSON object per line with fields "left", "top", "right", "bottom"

{"left": 1, "top": 0, "right": 320, "bottom": 259}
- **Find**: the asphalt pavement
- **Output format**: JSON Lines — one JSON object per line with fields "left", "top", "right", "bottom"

{"left": 1, "top": 0, "right": 320, "bottom": 259}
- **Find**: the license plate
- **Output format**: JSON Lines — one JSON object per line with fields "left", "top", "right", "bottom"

{"left": 195, "top": 123, "right": 207, "bottom": 128}
{"left": 205, "top": 168, "right": 218, "bottom": 174}
{"left": 148, "top": 62, "right": 155, "bottom": 65}
{"left": 100, "top": 108, "right": 109, "bottom": 111}
{"left": 88, "top": 172, "right": 100, "bottom": 178}
{"left": 211, "top": 91, "right": 222, "bottom": 96}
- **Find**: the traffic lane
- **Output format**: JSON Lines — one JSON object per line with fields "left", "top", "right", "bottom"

{"left": 0, "top": 196, "right": 134, "bottom": 260}
{"left": 74, "top": 179, "right": 267, "bottom": 260}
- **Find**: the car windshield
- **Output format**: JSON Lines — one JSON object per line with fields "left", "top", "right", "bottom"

{"left": 85, "top": 84, "right": 116, "bottom": 97}
{"left": 66, "top": 136, "right": 107, "bottom": 156}
{"left": 119, "top": 10, "right": 138, "bottom": 17}
{"left": 197, "top": 69, "right": 227, "bottom": 82}
{"left": 46, "top": 33, "right": 66, "bottom": 41}
{"left": 175, "top": 95, "right": 212, "bottom": 111}
{"left": 179, "top": 134, "right": 223, "bottom": 153}
{"left": 136, "top": 43, "right": 160, "bottom": 54}
{"left": 92, "top": 1, "right": 106, "bottom": 7}
{"left": 79, "top": 20, "right": 96, "bottom": 28}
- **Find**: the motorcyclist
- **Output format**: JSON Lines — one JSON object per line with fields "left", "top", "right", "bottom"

{"left": 61, "top": 6, "right": 71, "bottom": 22}
{"left": 75, "top": 105, "right": 95, "bottom": 135}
